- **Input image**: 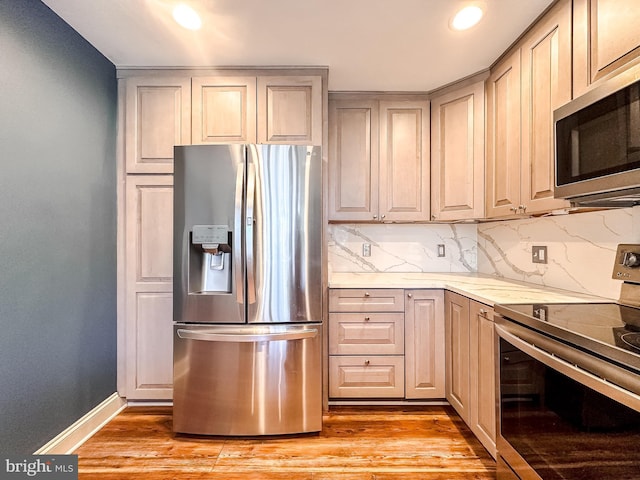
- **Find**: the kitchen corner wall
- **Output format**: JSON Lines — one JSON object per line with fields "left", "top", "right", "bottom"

{"left": 329, "top": 207, "right": 640, "bottom": 301}
{"left": 477, "top": 207, "right": 640, "bottom": 300}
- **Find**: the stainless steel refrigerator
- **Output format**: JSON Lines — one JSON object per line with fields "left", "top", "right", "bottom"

{"left": 172, "top": 144, "right": 322, "bottom": 436}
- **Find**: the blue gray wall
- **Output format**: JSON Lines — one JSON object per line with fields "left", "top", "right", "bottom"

{"left": 0, "top": 0, "right": 117, "bottom": 454}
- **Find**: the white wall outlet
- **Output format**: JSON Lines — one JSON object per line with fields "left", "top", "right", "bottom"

{"left": 362, "top": 243, "right": 371, "bottom": 257}
{"left": 437, "top": 244, "right": 446, "bottom": 257}
{"left": 532, "top": 245, "right": 548, "bottom": 264}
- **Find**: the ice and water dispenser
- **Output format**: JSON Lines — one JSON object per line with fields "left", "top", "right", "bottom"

{"left": 189, "top": 224, "right": 232, "bottom": 294}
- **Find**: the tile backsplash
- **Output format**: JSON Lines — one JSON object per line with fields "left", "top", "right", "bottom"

{"left": 328, "top": 207, "right": 640, "bottom": 300}
{"left": 328, "top": 223, "right": 477, "bottom": 274}
{"left": 477, "top": 207, "right": 639, "bottom": 300}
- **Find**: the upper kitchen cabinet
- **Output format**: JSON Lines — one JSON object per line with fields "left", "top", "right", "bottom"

{"left": 486, "top": 0, "right": 571, "bottom": 218}
{"left": 257, "top": 76, "right": 323, "bottom": 145}
{"left": 573, "top": 0, "right": 640, "bottom": 97}
{"left": 328, "top": 98, "right": 379, "bottom": 221}
{"left": 520, "top": 0, "right": 571, "bottom": 213}
{"left": 486, "top": 50, "right": 522, "bottom": 218}
{"left": 430, "top": 76, "right": 486, "bottom": 221}
{"left": 123, "top": 77, "right": 191, "bottom": 174}
{"left": 191, "top": 76, "right": 257, "bottom": 144}
{"left": 328, "top": 94, "right": 430, "bottom": 222}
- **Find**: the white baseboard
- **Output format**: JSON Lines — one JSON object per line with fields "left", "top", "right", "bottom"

{"left": 34, "top": 392, "right": 127, "bottom": 454}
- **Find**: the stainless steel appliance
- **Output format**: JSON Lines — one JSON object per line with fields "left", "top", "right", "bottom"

{"left": 494, "top": 244, "right": 640, "bottom": 479}
{"left": 554, "top": 61, "right": 640, "bottom": 206}
{"left": 172, "top": 144, "right": 322, "bottom": 436}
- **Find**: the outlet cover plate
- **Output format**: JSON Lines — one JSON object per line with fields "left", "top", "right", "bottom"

{"left": 532, "top": 245, "right": 547, "bottom": 264}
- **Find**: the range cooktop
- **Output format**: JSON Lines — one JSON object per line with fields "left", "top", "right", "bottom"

{"left": 494, "top": 302, "right": 640, "bottom": 373}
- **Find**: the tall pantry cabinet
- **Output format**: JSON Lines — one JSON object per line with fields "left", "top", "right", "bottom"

{"left": 117, "top": 69, "right": 327, "bottom": 400}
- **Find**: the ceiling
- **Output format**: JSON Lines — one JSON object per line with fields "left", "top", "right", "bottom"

{"left": 41, "top": 0, "right": 555, "bottom": 92}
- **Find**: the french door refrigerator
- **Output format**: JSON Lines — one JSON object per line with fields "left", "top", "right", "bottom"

{"left": 172, "top": 144, "right": 322, "bottom": 436}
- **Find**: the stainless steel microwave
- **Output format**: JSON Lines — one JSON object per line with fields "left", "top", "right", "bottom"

{"left": 554, "top": 62, "right": 640, "bottom": 206}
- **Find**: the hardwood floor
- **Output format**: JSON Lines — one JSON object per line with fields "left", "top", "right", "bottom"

{"left": 74, "top": 406, "right": 496, "bottom": 479}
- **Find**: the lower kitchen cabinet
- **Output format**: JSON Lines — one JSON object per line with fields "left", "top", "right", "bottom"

{"left": 445, "top": 291, "right": 497, "bottom": 458}
{"left": 328, "top": 288, "right": 445, "bottom": 400}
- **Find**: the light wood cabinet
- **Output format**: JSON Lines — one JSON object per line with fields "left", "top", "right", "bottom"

{"left": 486, "top": 0, "right": 572, "bottom": 218}
{"left": 124, "top": 175, "right": 174, "bottom": 400}
{"left": 329, "top": 288, "right": 444, "bottom": 400}
{"left": 573, "top": 0, "right": 640, "bottom": 97}
{"left": 520, "top": 0, "right": 571, "bottom": 213}
{"left": 405, "top": 290, "right": 445, "bottom": 399}
{"left": 445, "top": 292, "right": 496, "bottom": 459}
{"left": 430, "top": 78, "right": 486, "bottom": 221}
{"left": 329, "top": 289, "right": 405, "bottom": 399}
{"left": 124, "top": 77, "right": 191, "bottom": 174}
{"left": 445, "top": 291, "right": 470, "bottom": 421}
{"left": 378, "top": 101, "right": 430, "bottom": 222}
{"left": 328, "top": 95, "right": 430, "bottom": 222}
{"left": 469, "top": 301, "right": 496, "bottom": 459}
{"left": 257, "top": 76, "right": 323, "bottom": 145}
{"left": 191, "top": 76, "right": 256, "bottom": 144}
{"left": 328, "top": 99, "right": 379, "bottom": 221}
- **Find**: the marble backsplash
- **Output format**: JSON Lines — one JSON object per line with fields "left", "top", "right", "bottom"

{"left": 476, "top": 207, "right": 640, "bottom": 300}
{"left": 328, "top": 223, "right": 478, "bottom": 274}
{"left": 328, "top": 207, "right": 640, "bottom": 300}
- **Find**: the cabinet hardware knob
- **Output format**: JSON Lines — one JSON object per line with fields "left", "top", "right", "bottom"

{"left": 431, "top": 215, "right": 436, "bottom": 221}
{"left": 407, "top": 293, "right": 413, "bottom": 298}
{"left": 381, "top": 214, "right": 386, "bottom": 219}
{"left": 364, "top": 360, "right": 370, "bottom": 365}
{"left": 510, "top": 207, "right": 518, "bottom": 212}
{"left": 521, "top": 205, "right": 527, "bottom": 213}
{"left": 364, "top": 316, "right": 370, "bottom": 321}
{"left": 364, "top": 292, "right": 370, "bottom": 297}
{"left": 373, "top": 214, "right": 378, "bottom": 219}
{"left": 479, "top": 308, "right": 486, "bottom": 316}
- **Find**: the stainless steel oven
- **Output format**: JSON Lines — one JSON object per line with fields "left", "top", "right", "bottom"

{"left": 493, "top": 244, "right": 640, "bottom": 480}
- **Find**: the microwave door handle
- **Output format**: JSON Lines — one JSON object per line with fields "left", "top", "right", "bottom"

{"left": 234, "top": 163, "right": 244, "bottom": 304}
{"left": 246, "top": 162, "right": 256, "bottom": 305}
{"left": 176, "top": 328, "right": 318, "bottom": 343}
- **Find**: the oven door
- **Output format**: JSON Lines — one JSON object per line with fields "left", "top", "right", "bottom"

{"left": 495, "top": 318, "right": 640, "bottom": 480}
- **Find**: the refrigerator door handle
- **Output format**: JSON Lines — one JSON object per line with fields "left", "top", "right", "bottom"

{"left": 234, "top": 163, "right": 244, "bottom": 304}
{"left": 246, "top": 161, "right": 256, "bottom": 304}
{"left": 176, "top": 328, "right": 318, "bottom": 343}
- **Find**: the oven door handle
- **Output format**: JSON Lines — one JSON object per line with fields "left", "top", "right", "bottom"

{"left": 495, "top": 322, "right": 640, "bottom": 412}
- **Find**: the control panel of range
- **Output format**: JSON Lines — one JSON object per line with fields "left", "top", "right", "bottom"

{"left": 612, "top": 244, "right": 640, "bottom": 283}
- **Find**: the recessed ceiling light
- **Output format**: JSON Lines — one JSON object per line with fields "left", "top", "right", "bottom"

{"left": 172, "top": 3, "right": 202, "bottom": 31}
{"left": 450, "top": 5, "right": 484, "bottom": 31}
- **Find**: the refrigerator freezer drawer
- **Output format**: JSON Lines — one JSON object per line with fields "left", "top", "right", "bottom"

{"left": 173, "top": 323, "right": 322, "bottom": 435}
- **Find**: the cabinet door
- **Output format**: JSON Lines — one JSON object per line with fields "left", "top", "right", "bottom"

{"left": 573, "top": 0, "right": 640, "bottom": 96}
{"left": 486, "top": 51, "right": 521, "bottom": 218}
{"left": 192, "top": 76, "right": 256, "bottom": 144}
{"left": 405, "top": 290, "right": 445, "bottom": 399}
{"left": 520, "top": 0, "right": 572, "bottom": 214}
{"left": 329, "top": 355, "right": 405, "bottom": 398}
{"left": 257, "top": 76, "right": 322, "bottom": 145}
{"left": 124, "top": 77, "right": 191, "bottom": 174}
{"left": 430, "top": 81, "right": 485, "bottom": 221}
{"left": 469, "top": 301, "right": 497, "bottom": 459}
{"left": 379, "top": 100, "right": 430, "bottom": 222}
{"left": 445, "top": 291, "right": 470, "bottom": 422}
{"left": 328, "top": 99, "right": 379, "bottom": 221}
{"left": 124, "top": 176, "right": 174, "bottom": 400}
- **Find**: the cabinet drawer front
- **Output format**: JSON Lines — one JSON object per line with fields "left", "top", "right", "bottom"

{"left": 329, "top": 356, "right": 405, "bottom": 398}
{"left": 329, "top": 313, "right": 404, "bottom": 355}
{"left": 329, "top": 289, "right": 404, "bottom": 312}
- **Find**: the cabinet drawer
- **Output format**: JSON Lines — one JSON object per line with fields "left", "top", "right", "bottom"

{"left": 329, "top": 356, "right": 405, "bottom": 398}
{"left": 329, "top": 289, "right": 405, "bottom": 312}
{"left": 329, "top": 313, "right": 404, "bottom": 355}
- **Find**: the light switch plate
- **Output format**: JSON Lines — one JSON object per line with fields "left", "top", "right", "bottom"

{"left": 532, "top": 245, "right": 547, "bottom": 264}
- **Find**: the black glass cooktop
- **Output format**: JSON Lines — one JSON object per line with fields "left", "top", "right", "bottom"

{"left": 494, "top": 302, "right": 640, "bottom": 372}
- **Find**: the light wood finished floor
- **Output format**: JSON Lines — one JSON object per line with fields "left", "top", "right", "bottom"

{"left": 74, "top": 406, "right": 496, "bottom": 479}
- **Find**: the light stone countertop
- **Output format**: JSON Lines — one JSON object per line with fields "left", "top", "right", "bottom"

{"left": 329, "top": 272, "right": 611, "bottom": 306}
